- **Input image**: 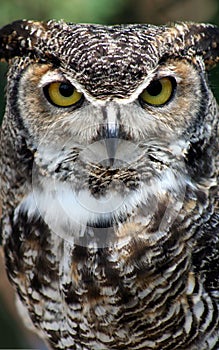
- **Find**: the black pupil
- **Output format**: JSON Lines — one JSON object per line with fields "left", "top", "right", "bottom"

{"left": 59, "top": 83, "right": 74, "bottom": 97}
{"left": 147, "top": 80, "right": 163, "bottom": 96}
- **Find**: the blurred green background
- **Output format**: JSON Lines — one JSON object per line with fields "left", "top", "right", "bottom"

{"left": 1, "top": 0, "right": 219, "bottom": 348}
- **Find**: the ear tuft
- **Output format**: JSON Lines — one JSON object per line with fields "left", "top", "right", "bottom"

{"left": 0, "top": 20, "right": 47, "bottom": 62}
{"left": 173, "top": 22, "right": 219, "bottom": 69}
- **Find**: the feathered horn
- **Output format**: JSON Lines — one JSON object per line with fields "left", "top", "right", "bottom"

{"left": 1, "top": 20, "right": 219, "bottom": 69}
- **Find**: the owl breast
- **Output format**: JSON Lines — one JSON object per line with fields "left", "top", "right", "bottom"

{"left": 0, "top": 19, "right": 219, "bottom": 350}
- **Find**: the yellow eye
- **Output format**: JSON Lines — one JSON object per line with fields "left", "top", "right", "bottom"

{"left": 139, "top": 77, "right": 175, "bottom": 106}
{"left": 45, "top": 82, "right": 83, "bottom": 107}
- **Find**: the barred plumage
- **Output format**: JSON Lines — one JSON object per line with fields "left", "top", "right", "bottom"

{"left": 0, "top": 20, "right": 219, "bottom": 349}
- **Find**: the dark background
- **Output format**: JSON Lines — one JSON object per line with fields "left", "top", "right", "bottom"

{"left": 1, "top": 0, "right": 219, "bottom": 348}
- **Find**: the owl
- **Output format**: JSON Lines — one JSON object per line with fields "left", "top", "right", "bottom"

{"left": 0, "top": 19, "right": 219, "bottom": 350}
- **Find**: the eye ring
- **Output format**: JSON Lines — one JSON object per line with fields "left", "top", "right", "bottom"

{"left": 139, "top": 77, "right": 176, "bottom": 107}
{"left": 44, "top": 81, "right": 83, "bottom": 108}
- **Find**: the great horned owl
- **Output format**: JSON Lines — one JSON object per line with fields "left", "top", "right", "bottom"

{"left": 0, "top": 19, "right": 219, "bottom": 350}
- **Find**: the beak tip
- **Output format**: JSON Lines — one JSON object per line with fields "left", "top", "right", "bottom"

{"left": 105, "top": 136, "right": 119, "bottom": 163}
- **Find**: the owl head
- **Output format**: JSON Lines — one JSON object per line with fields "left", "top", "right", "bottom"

{"left": 0, "top": 20, "right": 219, "bottom": 246}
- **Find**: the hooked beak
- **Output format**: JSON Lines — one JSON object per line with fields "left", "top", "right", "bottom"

{"left": 102, "top": 104, "right": 120, "bottom": 166}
